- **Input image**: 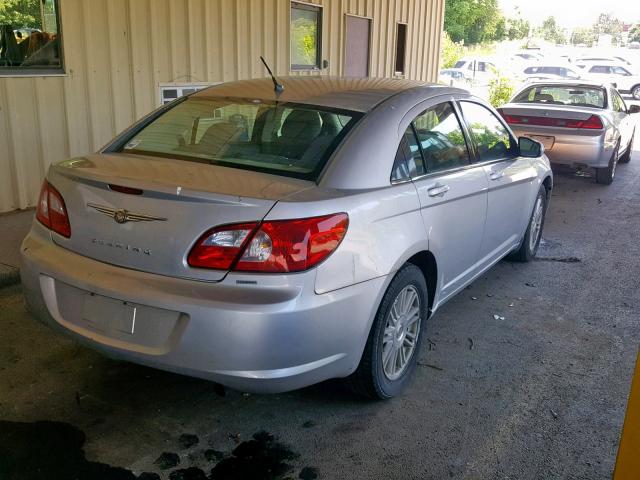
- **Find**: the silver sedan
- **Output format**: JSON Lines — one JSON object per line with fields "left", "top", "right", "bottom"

{"left": 21, "top": 77, "right": 552, "bottom": 398}
{"left": 500, "top": 80, "right": 639, "bottom": 184}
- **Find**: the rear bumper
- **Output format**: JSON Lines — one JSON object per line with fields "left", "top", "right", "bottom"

{"left": 20, "top": 224, "right": 387, "bottom": 393}
{"left": 512, "top": 127, "right": 613, "bottom": 168}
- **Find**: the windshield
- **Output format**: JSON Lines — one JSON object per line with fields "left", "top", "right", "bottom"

{"left": 453, "top": 60, "right": 466, "bottom": 68}
{"left": 117, "top": 97, "right": 362, "bottom": 181}
{"left": 513, "top": 85, "right": 606, "bottom": 109}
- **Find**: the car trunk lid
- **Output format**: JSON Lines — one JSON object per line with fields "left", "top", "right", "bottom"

{"left": 47, "top": 153, "right": 313, "bottom": 282}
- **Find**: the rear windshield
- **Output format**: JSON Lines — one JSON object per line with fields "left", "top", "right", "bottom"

{"left": 117, "top": 97, "right": 362, "bottom": 181}
{"left": 513, "top": 85, "right": 606, "bottom": 109}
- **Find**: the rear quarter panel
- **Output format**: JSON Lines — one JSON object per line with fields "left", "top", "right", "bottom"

{"left": 266, "top": 184, "right": 426, "bottom": 294}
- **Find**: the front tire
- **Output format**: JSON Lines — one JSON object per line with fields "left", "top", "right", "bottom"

{"left": 632, "top": 85, "right": 640, "bottom": 101}
{"left": 510, "top": 184, "right": 547, "bottom": 262}
{"left": 596, "top": 143, "right": 619, "bottom": 185}
{"left": 345, "top": 264, "right": 428, "bottom": 399}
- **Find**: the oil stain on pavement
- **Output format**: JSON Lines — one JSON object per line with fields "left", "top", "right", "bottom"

{"left": 0, "top": 420, "right": 316, "bottom": 480}
{"left": 0, "top": 420, "right": 139, "bottom": 480}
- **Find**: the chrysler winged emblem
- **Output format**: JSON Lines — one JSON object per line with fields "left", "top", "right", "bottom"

{"left": 87, "top": 203, "right": 167, "bottom": 224}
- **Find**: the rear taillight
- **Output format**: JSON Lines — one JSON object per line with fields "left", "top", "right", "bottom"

{"left": 501, "top": 113, "right": 604, "bottom": 130}
{"left": 36, "top": 181, "right": 71, "bottom": 238}
{"left": 187, "top": 213, "right": 349, "bottom": 273}
{"left": 578, "top": 115, "right": 605, "bottom": 129}
{"left": 187, "top": 222, "right": 258, "bottom": 270}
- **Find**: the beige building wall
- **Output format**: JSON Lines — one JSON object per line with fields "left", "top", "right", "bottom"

{"left": 0, "top": 0, "right": 445, "bottom": 213}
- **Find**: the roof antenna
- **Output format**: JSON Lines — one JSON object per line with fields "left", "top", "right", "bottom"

{"left": 260, "top": 56, "right": 284, "bottom": 95}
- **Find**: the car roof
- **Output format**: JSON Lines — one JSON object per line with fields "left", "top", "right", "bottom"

{"left": 575, "top": 60, "right": 626, "bottom": 65}
{"left": 193, "top": 76, "right": 456, "bottom": 113}
{"left": 524, "top": 64, "right": 573, "bottom": 68}
{"left": 517, "top": 79, "right": 609, "bottom": 88}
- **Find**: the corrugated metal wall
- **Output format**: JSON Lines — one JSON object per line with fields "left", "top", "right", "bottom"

{"left": 0, "top": 0, "right": 444, "bottom": 213}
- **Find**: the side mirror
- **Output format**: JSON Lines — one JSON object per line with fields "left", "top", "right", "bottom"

{"left": 519, "top": 136, "right": 544, "bottom": 158}
{"left": 629, "top": 105, "right": 640, "bottom": 114}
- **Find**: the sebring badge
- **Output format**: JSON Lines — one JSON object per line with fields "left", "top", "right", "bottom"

{"left": 87, "top": 203, "right": 167, "bottom": 224}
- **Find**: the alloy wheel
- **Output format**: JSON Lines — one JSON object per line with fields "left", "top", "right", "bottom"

{"left": 528, "top": 196, "right": 544, "bottom": 252}
{"left": 382, "top": 285, "right": 422, "bottom": 381}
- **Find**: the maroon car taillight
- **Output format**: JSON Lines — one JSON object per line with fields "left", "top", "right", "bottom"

{"left": 36, "top": 181, "right": 71, "bottom": 238}
{"left": 187, "top": 213, "right": 349, "bottom": 273}
{"left": 501, "top": 113, "right": 604, "bottom": 130}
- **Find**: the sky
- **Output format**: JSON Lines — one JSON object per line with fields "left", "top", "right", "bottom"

{"left": 499, "top": 0, "right": 640, "bottom": 30}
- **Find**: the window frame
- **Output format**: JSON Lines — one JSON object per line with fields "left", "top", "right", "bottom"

{"left": 612, "top": 66, "right": 632, "bottom": 76}
{"left": 513, "top": 84, "right": 608, "bottom": 110}
{"left": 289, "top": 1, "right": 323, "bottom": 71}
{"left": 412, "top": 102, "right": 472, "bottom": 176}
{"left": 394, "top": 22, "right": 407, "bottom": 76}
{"left": 105, "top": 96, "right": 363, "bottom": 183}
{"left": 0, "top": 0, "right": 65, "bottom": 77}
{"left": 611, "top": 89, "right": 627, "bottom": 113}
{"left": 456, "top": 100, "right": 519, "bottom": 165}
{"left": 391, "top": 101, "right": 475, "bottom": 184}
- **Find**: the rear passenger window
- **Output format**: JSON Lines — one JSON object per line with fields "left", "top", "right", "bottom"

{"left": 392, "top": 126, "right": 426, "bottom": 182}
{"left": 412, "top": 102, "right": 470, "bottom": 173}
{"left": 459, "top": 101, "right": 517, "bottom": 162}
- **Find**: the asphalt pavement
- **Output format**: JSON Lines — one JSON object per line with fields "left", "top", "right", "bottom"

{"left": 1, "top": 117, "right": 639, "bottom": 480}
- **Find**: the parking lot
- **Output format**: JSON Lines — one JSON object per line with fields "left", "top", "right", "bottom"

{"left": 1, "top": 110, "right": 639, "bottom": 480}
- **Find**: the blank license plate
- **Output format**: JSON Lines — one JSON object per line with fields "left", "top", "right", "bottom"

{"left": 81, "top": 293, "right": 137, "bottom": 335}
{"left": 529, "top": 134, "right": 555, "bottom": 150}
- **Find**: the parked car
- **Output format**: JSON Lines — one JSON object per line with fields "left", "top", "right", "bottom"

{"left": 629, "top": 42, "right": 640, "bottom": 50}
{"left": 519, "top": 65, "right": 582, "bottom": 82}
{"left": 574, "top": 55, "right": 633, "bottom": 67}
{"left": 21, "top": 77, "right": 552, "bottom": 399}
{"left": 499, "top": 80, "right": 638, "bottom": 184}
{"left": 450, "top": 57, "right": 498, "bottom": 85}
{"left": 574, "top": 62, "right": 640, "bottom": 99}
{"left": 438, "top": 68, "right": 470, "bottom": 87}
{"left": 512, "top": 51, "right": 544, "bottom": 62}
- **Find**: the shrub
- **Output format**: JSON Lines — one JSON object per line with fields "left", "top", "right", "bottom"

{"left": 488, "top": 76, "right": 514, "bottom": 107}
{"left": 441, "top": 32, "right": 465, "bottom": 68}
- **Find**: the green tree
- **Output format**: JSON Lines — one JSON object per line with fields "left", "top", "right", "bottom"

{"left": 506, "top": 18, "right": 530, "bottom": 40}
{"left": 571, "top": 27, "right": 596, "bottom": 45}
{"left": 538, "top": 16, "right": 566, "bottom": 44}
{"left": 0, "top": 0, "right": 41, "bottom": 29}
{"left": 444, "top": 0, "right": 503, "bottom": 44}
{"left": 630, "top": 24, "right": 640, "bottom": 43}
{"left": 593, "top": 12, "right": 622, "bottom": 36}
{"left": 440, "top": 32, "right": 465, "bottom": 68}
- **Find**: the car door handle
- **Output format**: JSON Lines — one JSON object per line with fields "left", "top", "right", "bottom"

{"left": 489, "top": 171, "right": 504, "bottom": 181}
{"left": 427, "top": 184, "right": 450, "bottom": 197}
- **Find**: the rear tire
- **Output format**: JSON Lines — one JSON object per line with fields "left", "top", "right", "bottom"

{"left": 632, "top": 85, "right": 640, "bottom": 101}
{"left": 619, "top": 130, "right": 634, "bottom": 164}
{"left": 595, "top": 143, "right": 619, "bottom": 185}
{"left": 510, "top": 184, "right": 547, "bottom": 263}
{"left": 345, "top": 264, "right": 428, "bottom": 399}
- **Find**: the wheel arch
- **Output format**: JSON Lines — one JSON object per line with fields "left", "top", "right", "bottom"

{"left": 405, "top": 250, "right": 438, "bottom": 315}
{"left": 542, "top": 175, "right": 553, "bottom": 201}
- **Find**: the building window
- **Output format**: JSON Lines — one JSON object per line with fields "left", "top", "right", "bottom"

{"left": 290, "top": 2, "right": 322, "bottom": 70}
{"left": 395, "top": 23, "right": 407, "bottom": 76}
{"left": 158, "top": 83, "right": 220, "bottom": 106}
{"left": 0, "top": 0, "right": 63, "bottom": 75}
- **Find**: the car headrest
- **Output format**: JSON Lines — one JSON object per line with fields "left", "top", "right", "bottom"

{"left": 281, "top": 110, "right": 322, "bottom": 141}
{"left": 534, "top": 93, "right": 555, "bottom": 103}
